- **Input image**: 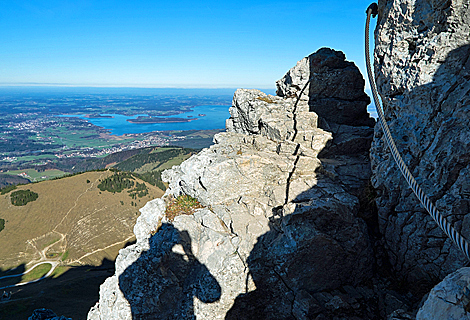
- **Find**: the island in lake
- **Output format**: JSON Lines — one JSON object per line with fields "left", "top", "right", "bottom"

{"left": 84, "top": 114, "right": 114, "bottom": 119}
{"left": 127, "top": 116, "right": 199, "bottom": 124}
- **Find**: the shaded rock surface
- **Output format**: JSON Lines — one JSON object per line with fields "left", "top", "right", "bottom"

{"left": 28, "top": 309, "right": 72, "bottom": 320}
{"left": 87, "top": 48, "right": 423, "bottom": 320}
{"left": 371, "top": 0, "right": 470, "bottom": 294}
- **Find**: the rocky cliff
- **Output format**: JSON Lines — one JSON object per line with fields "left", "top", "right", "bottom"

{"left": 87, "top": 48, "right": 417, "bottom": 319}
{"left": 371, "top": 0, "right": 470, "bottom": 294}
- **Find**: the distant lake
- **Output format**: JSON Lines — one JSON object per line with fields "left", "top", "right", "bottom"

{"left": 367, "top": 105, "right": 378, "bottom": 119}
{"left": 58, "top": 102, "right": 377, "bottom": 136}
{"left": 58, "top": 105, "right": 230, "bottom": 135}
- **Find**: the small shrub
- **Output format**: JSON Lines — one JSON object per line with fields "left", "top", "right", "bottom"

{"left": 165, "top": 194, "right": 203, "bottom": 221}
{"left": 0, "top": 218, "right": 5, "bottom": 233}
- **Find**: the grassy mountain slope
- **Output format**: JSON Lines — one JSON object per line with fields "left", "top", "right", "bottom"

{"left": 0, "top": 173, "right": 29, "bottom": 188}
{"left": 70, "top": 146, "right": 195, "bottom": 174}
{"left": 0, "top": 145, "right": 197, "bottom": 320}
{"left": 0, "top": 170, "right": 163, "bottom": 270}
{"left": 70, "top": 147, "right": 156, "bottom": 173}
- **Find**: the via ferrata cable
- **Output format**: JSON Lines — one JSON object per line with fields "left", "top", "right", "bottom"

{"left": 365, "top": 3, "right": 470, "bottom": 262}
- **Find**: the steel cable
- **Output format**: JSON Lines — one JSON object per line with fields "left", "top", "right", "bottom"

{"left": 365, "top": 3, "right": 470, "bottom": 261}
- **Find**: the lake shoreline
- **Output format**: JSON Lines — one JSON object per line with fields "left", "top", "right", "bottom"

{"left": 126, "top": 116, "right": 198, "bottom": 124}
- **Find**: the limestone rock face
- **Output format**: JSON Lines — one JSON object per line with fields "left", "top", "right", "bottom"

{"left": 88, "top": 50, "right": 387, "bottom": 319}
{"left": 371, "top": 0, "right": 470, "bottom": 291}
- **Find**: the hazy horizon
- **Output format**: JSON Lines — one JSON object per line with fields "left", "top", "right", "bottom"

{"left": 1, "top": 1, "right": 377, "bottom": 88}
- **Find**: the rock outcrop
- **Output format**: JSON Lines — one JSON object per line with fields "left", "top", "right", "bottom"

{"left": 28, "top": 309, "right": 72, "bottom": 320}
{"left": 371, "top": 0, "right": 470, "bottom": 293}
{"left": 276, "top": 48, "right": 375, "bottom": 128}
{"left": 86, "top": 48, "right": 417, "bottom": 320}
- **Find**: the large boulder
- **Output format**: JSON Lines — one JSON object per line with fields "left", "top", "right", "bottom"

{"left": 276, "top": 47, "right": 375, "bottom": 128}
{"left": 416, "top": 267, "right": 470, "bottom": 319}
{"left": 371, "top": 0, "right": 470, "bottom": 292}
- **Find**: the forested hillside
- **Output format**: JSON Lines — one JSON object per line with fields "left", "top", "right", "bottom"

{"left": 114, "top": 147, "right": 194, "bottom": 172}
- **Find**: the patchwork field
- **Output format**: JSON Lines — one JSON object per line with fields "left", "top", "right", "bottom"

{"left": 3, "top": 168, "right": 67, "bottom": 182}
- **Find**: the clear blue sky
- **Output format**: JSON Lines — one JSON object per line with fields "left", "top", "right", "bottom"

{"left": 0, "top": 0, "right": 377, "bottom": 89}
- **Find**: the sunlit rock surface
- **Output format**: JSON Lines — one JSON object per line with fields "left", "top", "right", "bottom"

{"left": 417, "top": 267, "right": 470, "bottom": 320}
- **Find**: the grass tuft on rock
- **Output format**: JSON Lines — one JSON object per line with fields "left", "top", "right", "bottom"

{"left": 256, "top": 96, "right": 275, "bottom": 103}
{"left": 165, "top": 194, "right": 203, "bottom": 221}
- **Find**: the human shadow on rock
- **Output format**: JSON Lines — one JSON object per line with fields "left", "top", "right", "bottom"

{"left": 119, "top": 223, "right": 221, "bottom": 319}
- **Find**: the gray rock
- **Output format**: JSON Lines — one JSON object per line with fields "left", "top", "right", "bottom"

{"left": 276, "top": 47, "right": 375, "bottom": 128}
{"left": 387, "top": 309, "right": 414, "bottom": 320}
{"left": 371, "top": 0, "right": 470, "bottom": 291}
{"left": 226, "top": 88, "right": 331, "bottom": 157}
{"left": 417, "top": 267, "right": 470, "bottom": 319}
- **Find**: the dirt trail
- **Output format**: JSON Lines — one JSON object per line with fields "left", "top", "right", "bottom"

{"left": 4, "top": 174, "right": 105, "bottom": 288}
{"left": 0, "top": 261, "right": 59, "bottom": 290}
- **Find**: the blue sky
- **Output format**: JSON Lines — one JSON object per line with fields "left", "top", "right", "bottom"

{"left": 0, "top": 0, "right": 377, "bottom": 89}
